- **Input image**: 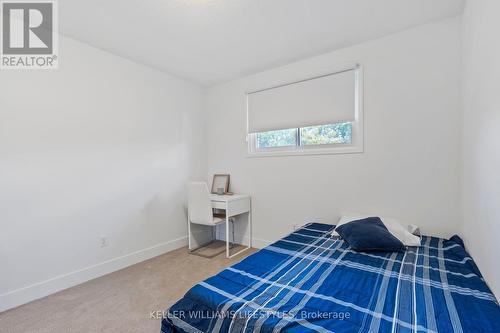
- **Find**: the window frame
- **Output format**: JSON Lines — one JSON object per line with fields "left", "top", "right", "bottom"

{"left": 246, "top": 64, "right": 364, "bottom": 157}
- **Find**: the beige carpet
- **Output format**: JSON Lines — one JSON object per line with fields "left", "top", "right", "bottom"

{"left": 0, "top": 246, "right": 256, "bottom": 333}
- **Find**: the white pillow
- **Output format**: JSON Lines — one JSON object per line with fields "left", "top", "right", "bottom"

{"left": 332, "top": 212, "right": 421, "bottom": 247}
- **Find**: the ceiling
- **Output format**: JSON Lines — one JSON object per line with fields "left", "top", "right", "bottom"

{"left": 59, "top": 0, "right": 464, "bottom": 86}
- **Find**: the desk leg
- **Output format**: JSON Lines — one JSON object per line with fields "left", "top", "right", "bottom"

{"left": 188, "top": 212, "right": 191, "bottom": 251}
{"left": 248, "top": 204, "right": 252, "bottom": 248}
{"left": 225, "top": 210, "right": 230, "bottom": 258}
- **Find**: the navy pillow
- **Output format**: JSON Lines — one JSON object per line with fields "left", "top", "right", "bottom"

{"left": 336, "top": 217, "right": 405, "bottom": 252}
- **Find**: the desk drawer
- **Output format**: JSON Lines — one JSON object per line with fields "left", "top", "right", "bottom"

{"left": 211, "top": 201, "right": 226, "bottom": 210}
{"left": 227, "top": 198, "right": 250, "bottom": 217}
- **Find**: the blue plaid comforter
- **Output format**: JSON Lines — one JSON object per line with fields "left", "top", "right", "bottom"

{"left": 161, "top": 223, "right": 500, "bottom": 333}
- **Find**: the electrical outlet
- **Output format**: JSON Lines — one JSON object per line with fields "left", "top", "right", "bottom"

{"left": 100, "top": 236, "right": 108, "bottom": 248}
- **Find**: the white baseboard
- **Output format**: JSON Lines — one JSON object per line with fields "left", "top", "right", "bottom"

{"left": 0, "top": 236, "right": 188, "bottom": 313}
{"left": 249, "top": 237, "right": 273, "bottom": 249}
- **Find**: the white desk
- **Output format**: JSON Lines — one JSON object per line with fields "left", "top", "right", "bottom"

{"left": 210, "top": 194, "right": 252, "bottom": 258}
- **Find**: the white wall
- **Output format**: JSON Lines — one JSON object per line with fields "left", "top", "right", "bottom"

{"left": 3, "top": 12, "right": 486, "bottom": 313}
{"left": 0, "top": 36, "right": 206, "bottom": 311}
{"left": 461, "top": 0, "right": 500, "bottom": 297}
{"left": 206, "top": 17, "right": 462, "bottom": 247}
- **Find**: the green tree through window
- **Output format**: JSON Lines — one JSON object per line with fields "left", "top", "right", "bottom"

{"left": 256, "top": 122, "right": 352, "bottom": 149}
{"left": 300, "top": 123, "right": 352, "bottom": 145}
{"left": 256, "top": 128, "right": 296, "bottom": 148}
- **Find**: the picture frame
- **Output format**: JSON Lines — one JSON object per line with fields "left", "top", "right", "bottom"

{"left": 211, "top": 174, "right": 230, "bottom": 194}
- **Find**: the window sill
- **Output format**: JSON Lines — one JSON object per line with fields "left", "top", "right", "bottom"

{"left": 246, "top": 145, "right": 363, "bottom": 158}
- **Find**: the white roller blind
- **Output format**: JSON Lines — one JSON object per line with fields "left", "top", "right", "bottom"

{"left": 247, "top": 68, "right": 356, "bottom": 133}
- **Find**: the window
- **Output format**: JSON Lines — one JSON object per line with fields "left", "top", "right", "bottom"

{"left": 247, "top": 64, "right": 363, "bottom": 156}
{"left": 256, "top": 128, "right": 297, "bottom": 149}
{"left": 255, "top": 122, "right": 352, "bottom": 150}
{"left": 300, "top": 122, "right": 352, "bottom": 145}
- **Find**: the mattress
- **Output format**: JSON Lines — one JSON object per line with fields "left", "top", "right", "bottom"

{"left": 161, "top": 223, "right": 500, "bottom": 333}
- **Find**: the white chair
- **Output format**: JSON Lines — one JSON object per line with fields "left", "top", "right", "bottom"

{"left": 187, "top": 182, "right": 234, "bottom": 257}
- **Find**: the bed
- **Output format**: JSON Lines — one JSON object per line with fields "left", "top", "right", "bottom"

{"left": 161, "top": 223, "right": 500, "bottom": 333}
